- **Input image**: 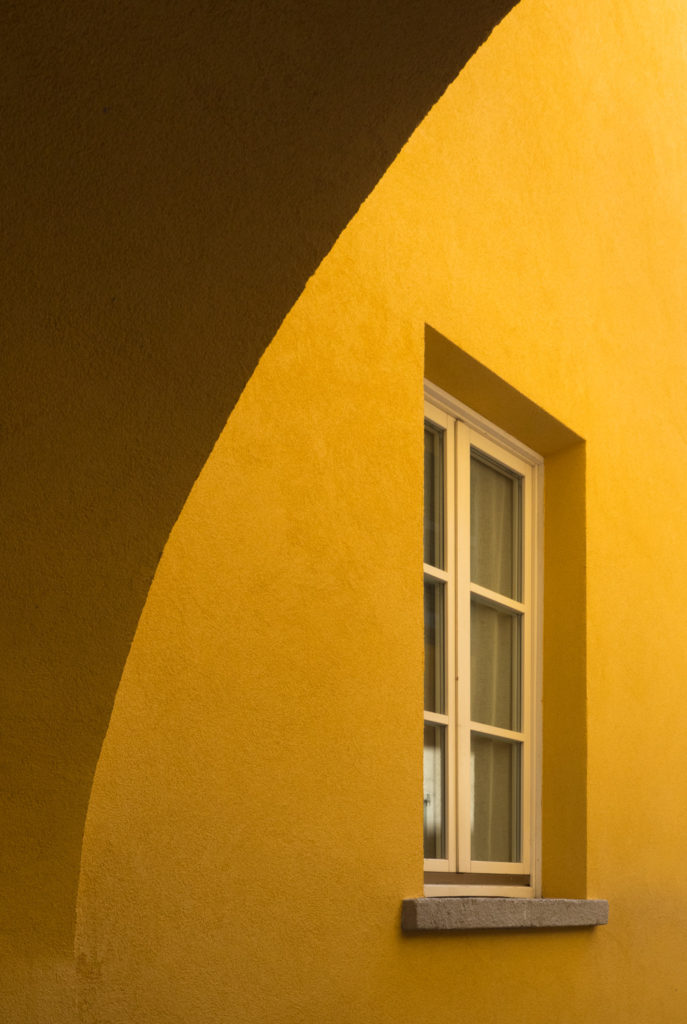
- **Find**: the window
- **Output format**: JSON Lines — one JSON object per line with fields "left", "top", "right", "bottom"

{"left": 423, "top": 382, "right": 543, "bottom": 897}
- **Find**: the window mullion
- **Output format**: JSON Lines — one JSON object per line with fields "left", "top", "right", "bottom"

{"left": 520, "top": 458, "right": 535, "bottom": 875}
{"left": 443, "top": 416, "right": 457, "bottom": 873}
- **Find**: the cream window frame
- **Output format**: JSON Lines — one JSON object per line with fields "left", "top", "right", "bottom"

{"left": 423, "top": 380, "right": 543, "bottom": 898}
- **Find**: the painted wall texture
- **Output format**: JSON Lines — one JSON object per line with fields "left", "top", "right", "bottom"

{"left": 74, "top": 1, "right": 687, "bottom": 1022}
{"left": 1, "top": 1, "right": 517, "bottom": 1020}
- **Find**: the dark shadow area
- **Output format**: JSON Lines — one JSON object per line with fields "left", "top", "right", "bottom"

{"left": 0, "top": 0, "right": 520, "bottom": 952}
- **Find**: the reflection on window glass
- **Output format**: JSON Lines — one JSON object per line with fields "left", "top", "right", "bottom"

{"left": 424, "top": 424, "right": 444, "bottom": 568}
{"left": 424, "top": 579, "right": 445, "bottom": 714}
{"left": 424, "top": 723, "right": 446, "bottom": 859}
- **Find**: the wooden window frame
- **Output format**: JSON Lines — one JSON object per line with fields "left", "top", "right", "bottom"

{"left": 424, "top": 380, "right": 543, "bottom": 898}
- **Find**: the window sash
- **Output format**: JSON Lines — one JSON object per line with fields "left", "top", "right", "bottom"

{"left": 423, "top": 402, "right": 455, "bottom": 872}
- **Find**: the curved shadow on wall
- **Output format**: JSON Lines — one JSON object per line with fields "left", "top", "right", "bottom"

{"left": 1, "top": 0, "right": 520, "bottom": 951}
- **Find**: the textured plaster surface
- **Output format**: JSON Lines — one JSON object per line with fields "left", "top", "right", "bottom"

{"left": 79, "top": 1, "right": 687, "bottom": 1023}
{"left": 1, "top": 1, "right": 518, "bottom": 1020}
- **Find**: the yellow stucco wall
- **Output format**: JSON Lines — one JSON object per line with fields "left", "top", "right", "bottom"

{"left": 78, "top": 1, "right": 687, "bottom": 1021}
{"left": 1, "top": 2, "right": 513, "bottom": 1020}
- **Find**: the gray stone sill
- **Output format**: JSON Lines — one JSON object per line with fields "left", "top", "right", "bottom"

{"left": 402, "top": 897, "right": 609, "bottom": 932}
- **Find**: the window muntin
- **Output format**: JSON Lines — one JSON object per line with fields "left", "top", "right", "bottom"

{"left": 423, "top": 387, "right": 541, "bottom": 894}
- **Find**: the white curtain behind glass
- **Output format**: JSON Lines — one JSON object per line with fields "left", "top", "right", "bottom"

{"left": 469, "top": 453, "right": 522, "bottom": 862}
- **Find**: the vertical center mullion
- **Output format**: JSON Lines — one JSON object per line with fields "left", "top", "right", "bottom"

{"left": 455, "top": 421, "right": 472, "bottom": 873}
{"left": 443, "top": 416, "right": 457, "bottom": 873}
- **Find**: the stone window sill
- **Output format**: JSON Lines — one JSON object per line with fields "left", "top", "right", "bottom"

{"left": 401, "top": 897, "right": 609, "bottom": 932}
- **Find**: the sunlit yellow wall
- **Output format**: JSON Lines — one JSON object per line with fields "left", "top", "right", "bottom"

{"left": 78, "top": 1, "right": 687, "bottom": 1021}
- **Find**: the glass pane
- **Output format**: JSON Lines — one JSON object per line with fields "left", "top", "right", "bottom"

{"left": 470, "top": 599, "right": 521, "bottom": 730}
{"left": 424, "top": 423, "right": 444, "bottom": 568}
{"left": 470, "top": 453, "right": 521, "bottom": 599}
{"left": 423, "top": 723, "right": 446, "bottom": 859}
{"left": 424, "top": 579, "right": 445, "bottom": 713}
{"left": 471, "top": 734, "right": 521, "bottom": 863}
